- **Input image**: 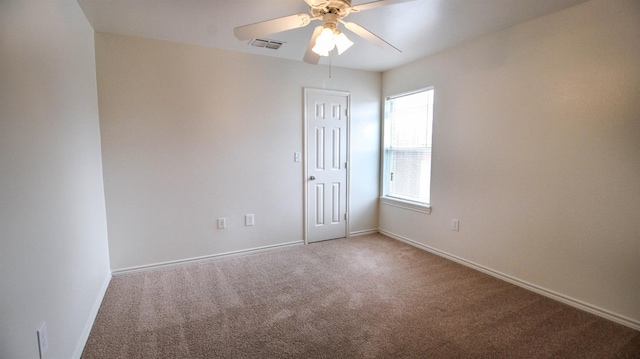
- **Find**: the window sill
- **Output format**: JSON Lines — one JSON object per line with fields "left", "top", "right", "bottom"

{"left": 379, "top": 196, "right": 432, "bottom": 215}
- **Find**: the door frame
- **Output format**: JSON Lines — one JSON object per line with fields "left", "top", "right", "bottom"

{"left": 303, "top": 88, "right": 351, "bottom": 245}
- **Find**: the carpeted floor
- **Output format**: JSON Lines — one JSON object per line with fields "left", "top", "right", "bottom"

{"left": 82, "top": 234, "right": 640, "bottom": 358}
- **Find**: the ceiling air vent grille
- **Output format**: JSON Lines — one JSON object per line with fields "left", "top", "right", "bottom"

{"left": 250, "top": 38, "right": 284, "bottom": 50}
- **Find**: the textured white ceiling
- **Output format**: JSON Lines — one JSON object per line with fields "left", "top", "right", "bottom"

{"left": 78, "top": 0, "right": 590, "bottom": 72}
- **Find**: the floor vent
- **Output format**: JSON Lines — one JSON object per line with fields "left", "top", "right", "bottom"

{"left": 250, "top": 38, "right": 284, "bottom": 50}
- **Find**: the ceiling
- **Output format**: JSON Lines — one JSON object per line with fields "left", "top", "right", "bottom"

{"left": 78, "top": 0, "right": 590, "bottom": 72}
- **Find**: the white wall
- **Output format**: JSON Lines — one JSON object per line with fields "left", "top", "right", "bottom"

{"left": 380, "top": 0, "right": 640, "bottom": 327}
{"left": 95, "top": 33, "right": 381, "bottom": 271}
{"left": 0, "top": 1, "right": 111, "bottom": 358}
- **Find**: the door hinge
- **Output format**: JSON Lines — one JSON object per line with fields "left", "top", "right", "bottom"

{"left": 345, "top": 161, "right": 348, "bottom": 169}
{"left": 344, "top": 213, "right": 348, "bottom": 220}
{"left": 390, "top": 172, "right": 394, "bottom": 181}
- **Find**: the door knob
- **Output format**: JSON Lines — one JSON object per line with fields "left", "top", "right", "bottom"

{"left": 309, "top": 176, "right": 316, "bottom": 180}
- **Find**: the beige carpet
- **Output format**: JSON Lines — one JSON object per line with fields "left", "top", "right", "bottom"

{"left": 82, "top": 234, "right": 640, "bottom": 358}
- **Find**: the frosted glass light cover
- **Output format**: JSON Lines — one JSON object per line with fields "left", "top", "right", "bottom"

{"left": 312, "top": 28, "right": 336, "bottom": 56}
{"left": 334, "top": 32, "right": 353, "bottom": 55}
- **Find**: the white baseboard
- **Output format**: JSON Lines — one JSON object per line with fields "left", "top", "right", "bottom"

{"left": 112, "top": 240, "right": 304, "bottom": 276}
{"left": 73, "top": 272, "right": 112, "bottom": 359}
{"left": 379, "top": 229, "right": 640, "bottom": 332}
{"left": 349, "top": 229, "right": 379, "bottom": 237}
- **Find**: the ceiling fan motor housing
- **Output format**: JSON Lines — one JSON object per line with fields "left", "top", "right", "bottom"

{"left": 321, "top": 13, "right": 340, "bottom": 31}
{"left": 310, "top": 0, "right": 353, "bottom": 19}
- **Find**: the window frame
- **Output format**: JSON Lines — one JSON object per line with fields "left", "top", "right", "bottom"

{"left": 381, "top": 87, "right": 434, "bottom": 214}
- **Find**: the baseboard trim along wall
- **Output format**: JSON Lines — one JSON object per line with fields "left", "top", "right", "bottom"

{"left": 379, "top": 229, "right": 640, "bottom": 332}
{"left": 112, "top": 240, "right": 304, "bottom": 276}
{"left": 349, "top": 229, "right": 380, "bottom": 237}
{"left": 113, "top": 233, "right": 383, "bottom": 277}
{"left": 74, "top": 273, "right": 112, "bottom": 359}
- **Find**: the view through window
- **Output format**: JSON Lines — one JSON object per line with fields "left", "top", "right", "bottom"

{"left": 383, "top": 88, "right": 434, "bottom": 205}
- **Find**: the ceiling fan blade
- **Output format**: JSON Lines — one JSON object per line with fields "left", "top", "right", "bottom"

{"left": 303, "top": 26, "right": 324, "bottom": 65}
{"left": 351, "top": 0, "right": 417, "bottom": 12}
{"left": 343, "top": 21, "right": 401, "bottom": 52}
{"left": 234, "top": 13, "right": 312, "bottom": 41}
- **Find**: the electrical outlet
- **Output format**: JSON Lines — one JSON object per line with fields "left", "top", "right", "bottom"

{"left": 451, "top": 219, "right": 460, "bottom": 232}
{"left": 37, "top": 322, "right": 48, "bottom": 358}
{"left": 245, "top": 214, "right": 254, "bottom": 226}
{"left": 217, "top": 218, "right": 226, "bottom": 229}
{"left": 294, "top": 152, "right": 301, "bottom": 162}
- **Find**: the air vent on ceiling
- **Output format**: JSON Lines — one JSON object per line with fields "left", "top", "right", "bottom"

{"left": 250, "top": 38, "right": 284, "bottom": 50}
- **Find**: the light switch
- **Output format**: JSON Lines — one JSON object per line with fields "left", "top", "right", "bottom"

{"left": 451, "top": 219, "right": 460, "bottom": 232}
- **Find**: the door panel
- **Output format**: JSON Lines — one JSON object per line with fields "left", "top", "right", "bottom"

{"left": 315, "top": 127, "right": 324, "bottom": 170}
{"left": 331, "top": 182, "right": 341, "bottom": 224}
{"left": 331, "top": 128, "right": 341, "bottom": 170}
{"left": 306, "top": 90, "right": 348, "bottom": 243}
{"left": 315, "top": 183, "right": 324, "bottom": 225}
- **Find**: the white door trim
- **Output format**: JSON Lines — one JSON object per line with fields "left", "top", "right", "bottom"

{"left": 303, "top": 88, "right": 351, "bottom": 245}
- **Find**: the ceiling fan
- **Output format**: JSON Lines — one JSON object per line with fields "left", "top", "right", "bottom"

{"left": 234, "top": 0, "right": 416, "bottom": 65}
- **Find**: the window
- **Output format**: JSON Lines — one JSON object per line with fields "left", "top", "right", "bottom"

{"left": 382, "top": 88, "right": 434, "bottom": 208}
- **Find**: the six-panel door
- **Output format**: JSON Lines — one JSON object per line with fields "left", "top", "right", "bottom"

{"left": 306, "top": 91, "right": 348, "bottom": 243}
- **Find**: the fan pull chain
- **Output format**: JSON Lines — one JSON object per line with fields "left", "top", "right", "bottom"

{"left": 329, "top": 50, "right": 332, "bottom": 78}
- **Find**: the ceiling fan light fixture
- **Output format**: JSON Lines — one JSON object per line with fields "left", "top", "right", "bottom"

{"left": 312, "top": 27, "right": 336, "bottom": 56}
{"left": 313, "top": 47, "right": 330, "bottom": 56}
{"left": 235, "top": 0, "right": 405, "bottom": 65}
{"left": 334, "top": 31, "right": 353, "bottom": 55}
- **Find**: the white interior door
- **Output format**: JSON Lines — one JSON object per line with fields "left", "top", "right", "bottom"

{"left": 305, "top": 89, "right": 349, "bottom": 243}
